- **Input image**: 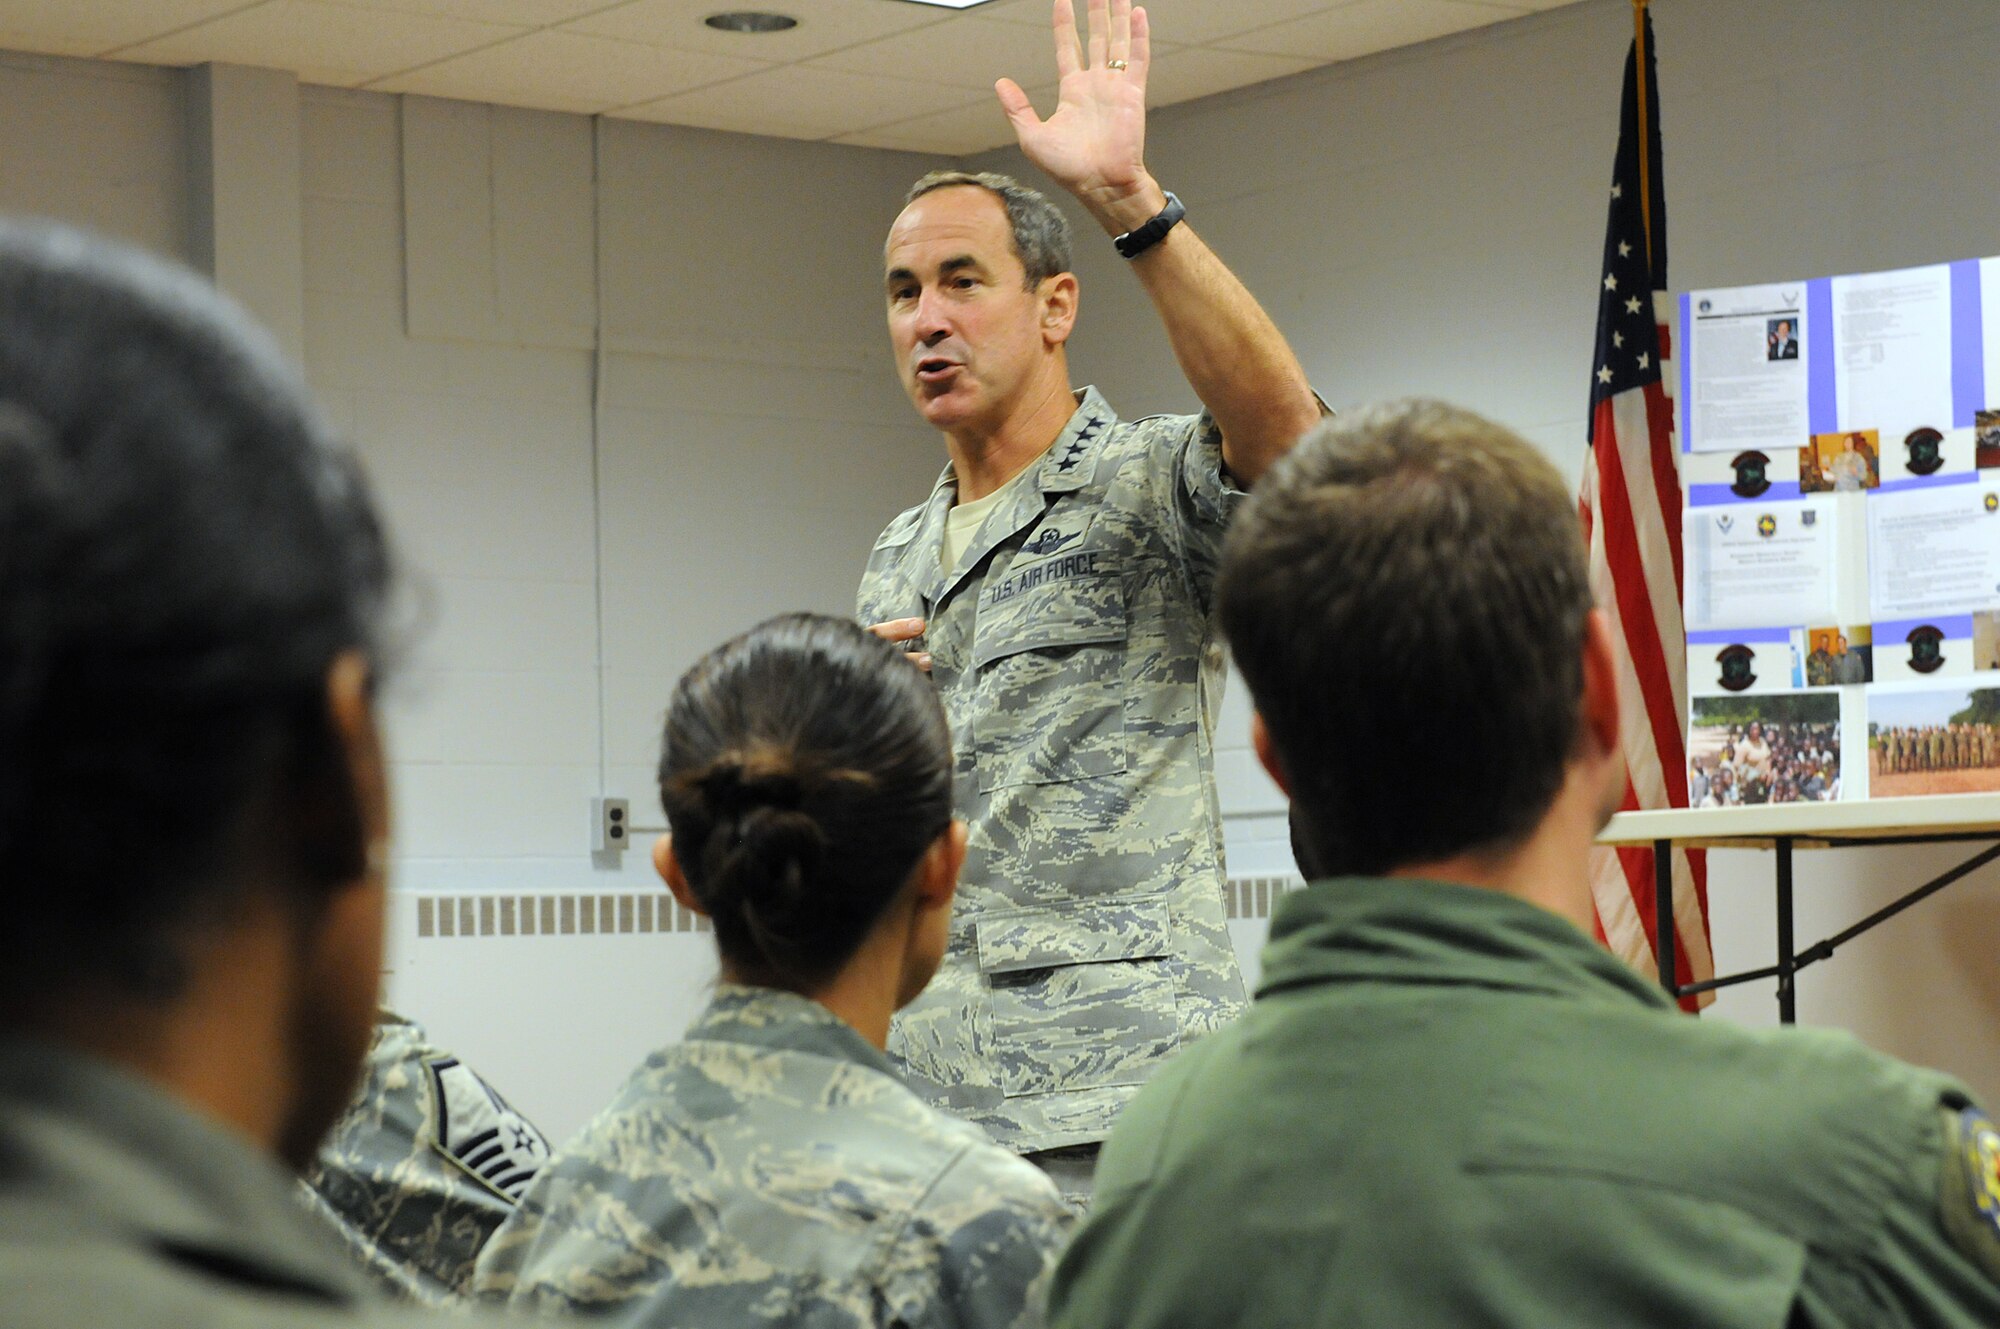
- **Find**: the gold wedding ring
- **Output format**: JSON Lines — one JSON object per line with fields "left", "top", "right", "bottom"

{"left": 1107, "top": 58, "right": 1129, "bottom": 70}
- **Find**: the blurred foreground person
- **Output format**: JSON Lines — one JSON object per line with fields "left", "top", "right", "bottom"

{"left": 0, "top": 223, "right": 495, "bottom": 1327}
{"left": 1049, "top": 401, "right": 2000, "bottom": 1328}
{"left": 478, "top": 613, "right": 1072, "bottom": 1328}
{"left": 305, "top": 1012, "right": 552, "bottom": 1303}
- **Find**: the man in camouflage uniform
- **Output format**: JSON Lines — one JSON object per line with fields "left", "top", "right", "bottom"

{"left": 304, "top": 1011, "right": 551, "bottom": 1304}
{"left": 859, "top": 0, "right": 1322, "bottom": 1182}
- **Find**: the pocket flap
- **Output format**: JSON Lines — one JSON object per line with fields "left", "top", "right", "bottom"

{"left": 974, "top": 900, "right": 1172, "bottom": 975}
{"left": 972, "top": 571, "right": 1124, "bottom": 670}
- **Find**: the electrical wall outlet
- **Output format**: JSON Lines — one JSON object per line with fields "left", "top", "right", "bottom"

{"left": 592, "top": 797, "right": 630, "bottom": 853}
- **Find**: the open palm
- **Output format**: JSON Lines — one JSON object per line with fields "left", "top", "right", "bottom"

{"left": 996, "top": 0, "right": 1152, "bottom": 210}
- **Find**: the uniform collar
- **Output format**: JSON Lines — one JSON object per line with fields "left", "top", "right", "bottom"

{"left": 0, "top": 1037, "right": 375, "bottom": 1305}
{"left": 687, "top": 985, "right": 902, "bottom": 1081}
{"left": 1257, "top": 877, "right": 1674, "bottom": 1011}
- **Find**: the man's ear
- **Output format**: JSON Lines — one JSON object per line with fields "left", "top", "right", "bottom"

{"left": 1040, "top": 272, "right": 1079, "bottom": 348}
{"left": 1579, "top": 609, "right": 1623, "bottom": 761}
{"left": 1250, "top": 711, "right": 1293, "bottom": 797}
{"left": 323, "top": 649, "right": 388, "bottom": 885}
{"left": 654, "top": 835, "right": 706, "bottom": 917}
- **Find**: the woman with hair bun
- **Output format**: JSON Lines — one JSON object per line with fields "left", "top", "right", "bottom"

{"left": 477, "top": 613, "right": 1073, "bottom": 1328}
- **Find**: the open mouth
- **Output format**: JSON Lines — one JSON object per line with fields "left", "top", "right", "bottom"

{"left": 915, "top": 357, "right": 959, "bottom": 384}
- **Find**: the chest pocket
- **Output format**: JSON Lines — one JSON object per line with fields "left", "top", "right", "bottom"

{"left": 969, "top": 561, "right": 1128, "bottom": 792}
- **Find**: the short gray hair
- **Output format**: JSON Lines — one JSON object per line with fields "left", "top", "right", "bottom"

{"left": 904, "top": 170, "right": 1072, "bottom": 288}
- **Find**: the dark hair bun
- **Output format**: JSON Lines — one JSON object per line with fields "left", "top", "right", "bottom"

{"left": 658, "top": 614, "right": 953, "bottom": 992}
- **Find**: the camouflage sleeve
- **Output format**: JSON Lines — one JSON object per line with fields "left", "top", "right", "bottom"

{"left": 889, "top": 1143, "right": 1076, "bottom": 1329}
{"left": 303, "top": 1013, "right": 550, "bottom": 1304}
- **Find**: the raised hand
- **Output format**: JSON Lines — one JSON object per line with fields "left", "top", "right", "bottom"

{"left": 995, "top": 0, "right": 1161, "bottom": 226}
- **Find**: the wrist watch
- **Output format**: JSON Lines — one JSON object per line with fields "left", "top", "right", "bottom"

{"left": 1113, "top": 192, "right": 1185, "bottom": 259}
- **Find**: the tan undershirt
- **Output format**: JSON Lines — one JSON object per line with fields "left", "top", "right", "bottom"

{"left": 942, "top": 467, "right": 1033, "bottom": 572}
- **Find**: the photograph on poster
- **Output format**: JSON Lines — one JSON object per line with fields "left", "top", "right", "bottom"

{"left": 1868, "top": 685, "right": 2000, "bottom": 798}
{"left": 1798, "top": 624, "right": 1873, "bottom": 686}
{"left": 1976, "top": 611, "right": 2000, "bottom": 672}
{"left": 1686, "top": 283, "right": 1809, "bottom": 455}
{"left": 1688, "top": 693, "right": 1841, "bottom": 807}
{"left": 1979, "top": 409, "right": 2000, "bottom": 470}
{"left": 1766, "top": 317, "right": 1799, "bottom": 360}
{"left": 1800, "top": 429, "right": 1881, "bottom": 493}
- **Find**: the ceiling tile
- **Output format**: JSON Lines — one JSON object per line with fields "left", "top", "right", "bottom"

{"left": 978, "top": 0, "right": 1351, "bottom": 47}
{"left": 1221, "top": 0, "right": 1525, "bottom": 62}
{"left": 1143, "top": 45, "right": 1317, "bottom": 108}
{"left": 808, "top": 15, "right": 1170, "bottom": 94}
{"left": 620, "top": 63, "right": 980, "bottom": 142}
{"left": 832, "top": 80, "right": 1053, "bottom": 156}
{"left": 339, "top": 0, "right": 629, "bottom": 23}
{"left": 372, "top": 28, "right": 768, "bottom": 111}
{"left": 0, "top": 0, "right": 264, "bottom": 53}
{"left": 112, "top": 1, "right": 526, "bottom": 85}
{"left": 565, "top": 0, "right": 950, "bottom": 61}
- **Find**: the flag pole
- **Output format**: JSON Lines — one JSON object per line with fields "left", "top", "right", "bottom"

{"left": 1632, "top": 0, "right": 1653, "bottom": 274}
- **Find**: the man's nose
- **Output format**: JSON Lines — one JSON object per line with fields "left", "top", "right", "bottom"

{"left": 914, "top": 288, "right": 951, "bottom": 343}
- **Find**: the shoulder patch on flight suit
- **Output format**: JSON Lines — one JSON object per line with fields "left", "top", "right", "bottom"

{"left": 1939, "top": 1105, "right": 2000, "bottom": 1281}
{"left": 425, "top": 1056, "right": 551, "bottom": 1203}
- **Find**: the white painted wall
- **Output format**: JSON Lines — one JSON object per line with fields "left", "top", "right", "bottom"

{"left": 4, "top": 0, "right": 2000, "bottom": 1137}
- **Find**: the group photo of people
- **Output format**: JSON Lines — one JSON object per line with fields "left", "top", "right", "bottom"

{"left": 1869, "top": 686, "right": 2000, "bottom": 798}
{"left": 1688, "top": 696, "right": 1842, "bottom": 806}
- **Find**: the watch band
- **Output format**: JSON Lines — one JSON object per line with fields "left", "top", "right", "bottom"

{"left": 1113, "top": 192, "right": 1185, "bottom": 259}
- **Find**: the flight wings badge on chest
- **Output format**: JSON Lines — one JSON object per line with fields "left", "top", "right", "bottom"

{"left": 425, "top": 1056, "right": 551, "bottom": 1203}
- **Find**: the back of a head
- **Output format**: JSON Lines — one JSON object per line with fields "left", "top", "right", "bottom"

{"left": 1217, "top": 400, "right": 1593, "bottom": 877}
{"left": 659, "top": 613, "right": 953, "bottom": 992}
{"left": 0, "top": 223, "right": 390, "bottom": 1005}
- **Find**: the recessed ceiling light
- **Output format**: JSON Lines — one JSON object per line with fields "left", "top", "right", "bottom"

{"left": 704, "top": 11, "right": 798, "bottom": 32}
{"left": 893, "top": 0, "right": 1000, "bottom": 8}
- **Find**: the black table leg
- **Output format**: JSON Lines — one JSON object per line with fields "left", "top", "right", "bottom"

{"left": 1654, "top": 838, "right": 1676, "bottom": 996}
{"left": 1775, "top": 836, "right": 1796, "bottom": 1024}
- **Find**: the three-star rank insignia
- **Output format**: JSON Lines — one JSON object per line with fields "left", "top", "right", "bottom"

{"left": 1905, "top": 426, "right": 1945, "bottom": 476}
{"left": 1907, "top": 624, "right": 1947, "bottom": 674}
{"left": 1942, "top": 1106, "right": 2000, "bottom": 1281}
{"left": 1717, "top": 644, "right": 1757, "bottom": 693}
{"left": 1730, "top": 450, "right": 1772, "bottom": 499}
{"left": 1757, "top": 513, "right": 1778, "bottom": 538}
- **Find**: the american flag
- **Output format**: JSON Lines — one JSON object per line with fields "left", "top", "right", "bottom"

{"left": 1576, "top": 9, "right": 1714, "bottom": 1009}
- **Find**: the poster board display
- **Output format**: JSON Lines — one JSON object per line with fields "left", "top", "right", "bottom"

{"left": 1679, "top": 258, "right": 2000, "bottom": 805}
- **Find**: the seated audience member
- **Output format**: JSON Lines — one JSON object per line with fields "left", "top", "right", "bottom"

{"left": 476, "top": 613, "right": 1073, "bottom": 1327}
{"left": 1047, "top": 401, "right": 2000, "bottom": 1327}
{"left": 305, "top": 1011, "right": 552, "bottom": 1304}
{"left": 0, "top": 223, "right": 483, "bottom": 1325}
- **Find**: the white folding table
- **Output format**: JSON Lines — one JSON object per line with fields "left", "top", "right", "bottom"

{"left": 1598, "top": 795, "right": 2000, "bottom": 1021}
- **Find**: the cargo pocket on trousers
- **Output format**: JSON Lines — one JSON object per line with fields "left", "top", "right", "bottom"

{"left": 975, "top": 900, "right": 1181, "bottom": 1098}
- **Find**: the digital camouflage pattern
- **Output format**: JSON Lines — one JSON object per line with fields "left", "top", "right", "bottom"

{"left": 474, "top": 985, "right": 1073, "bottom": 1329}
{"left": 303, "top": 1012, "right": 550, "bottom": 1304}
{"left": 857, "top": 387, "right": 1247, "bottom": 1153}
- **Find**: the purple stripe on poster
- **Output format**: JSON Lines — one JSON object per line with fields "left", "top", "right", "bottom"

{"left": 1688, "top": 627, "right": 1795, "bottom": 645}
{"left": 1876, "top": 471, "right": 1978, "bottom": 495}
{"left": 1807, "top": 277, "right": 1836, "bottom": 433}
{"left": 1874, "top": 613, "right": 1976, "bottom": 642}
{"left": 1689, "top": 481, "right": 1805, "bottom": 506}
{"left": 1952, "top": 258, "right": 1984, "bottom": 428}
{"left": 1680, "top": 292, "right": 1694, "bottom": 453}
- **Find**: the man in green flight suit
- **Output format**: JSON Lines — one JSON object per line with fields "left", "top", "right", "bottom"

{"left": 1049, "top": 400, "right": 2000, "bottom": 1327}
